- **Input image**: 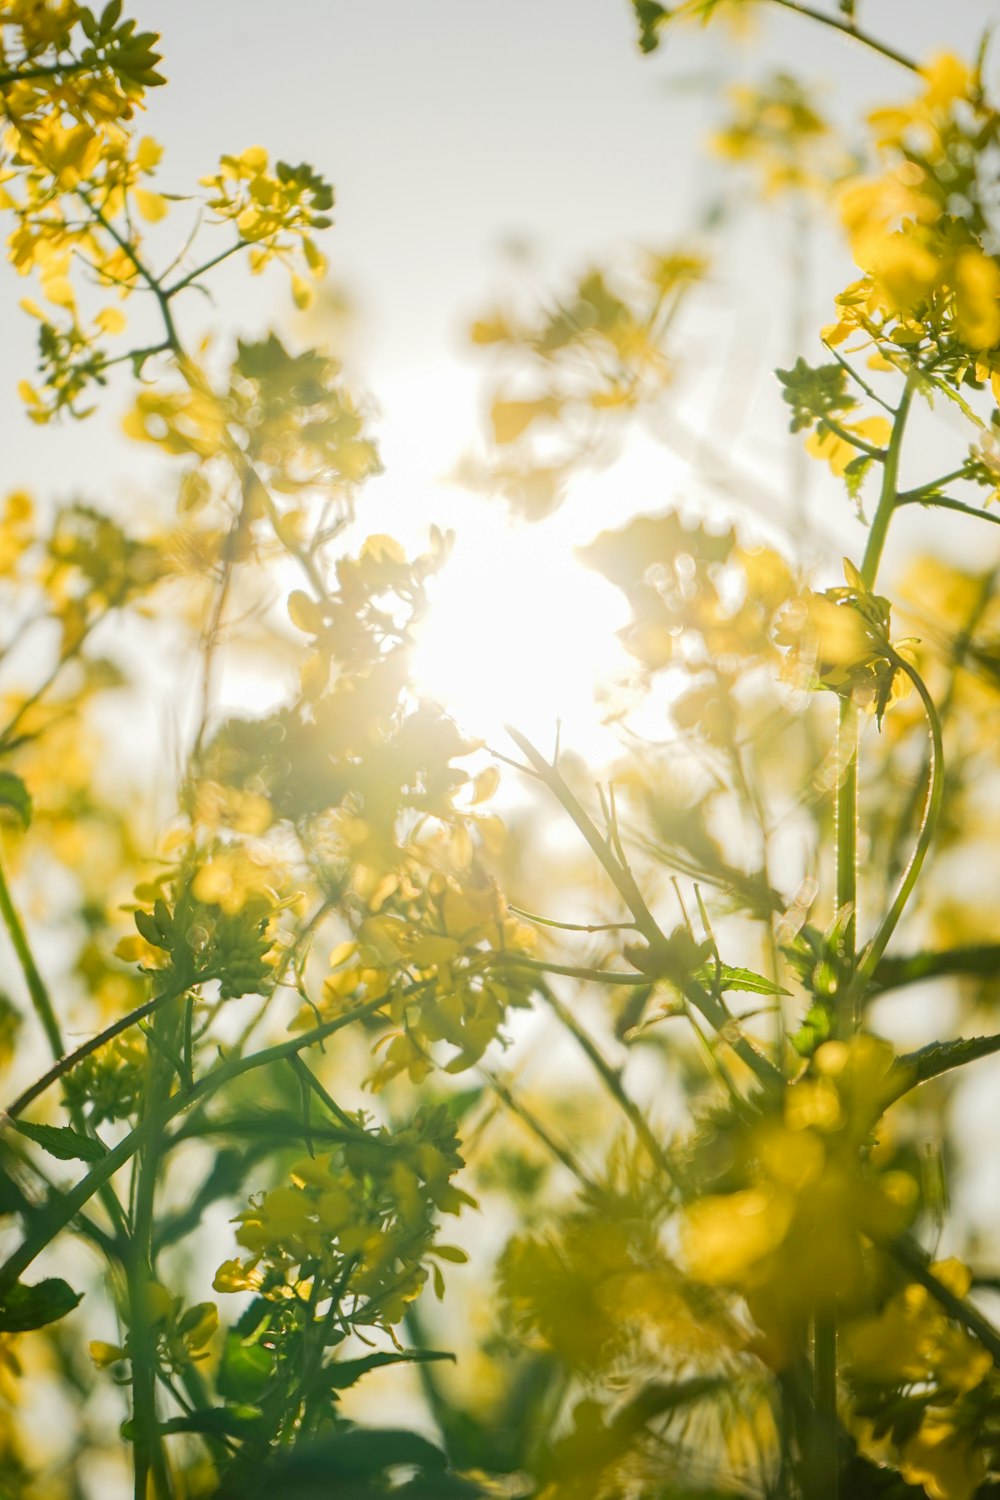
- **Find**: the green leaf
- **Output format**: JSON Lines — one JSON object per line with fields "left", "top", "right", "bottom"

{"left": 844, "top": 452, "right": 873, "bottom": 510}
{"left": 697, "top": 964, "right": 790, "bottom": 997}
{"left": 0, "top": 1278, "right": 82, "bottom": 1332}
{"left": 632, "top": 0, "right": 669, "bottom": 53}
{"left": 886, "top": 1032, "right": 1000, "bottom": 1106}
{"left": 217, "top": 1332, "right": 275, "bottom": 1401}
{"left": 775, "top": 358, "right": 855, "bottom": 433}
{"left": 324, "top": 1348, "right": 455, "bottom": 1392}
{"left": 276, "top": 1427, "right": 448, "bottom": 1480}
{"left": 790, "top": 1002, "right": 833, "bottom": 1058}
{"left": 12, "top": 1120, "right": 107, "bottom": 1163}
{"left": 157, "top": 1405, "right": 263, "bottom": 1438}
{"left": 0, "top": 772, "right": 31, "bottom": 830}
{"left": 919, "top": 370, "right": 984, "bottom": 428}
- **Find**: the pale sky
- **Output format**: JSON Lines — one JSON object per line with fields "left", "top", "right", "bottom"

{"left": 2, "top": 1, "right": 997, "bottom": 747}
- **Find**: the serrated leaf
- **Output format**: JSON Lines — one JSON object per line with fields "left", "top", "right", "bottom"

{"left": 843, "top": 452, "right": 873, "bottom": 508}
{"left": 886, "top": 1032, "right": 1000, "bottom": 1106}
{"left": 0, "top": 772, "right": 31, "bottom": 829}
{"left": 920, "top": 371, "right": 985, "bottom": 428}
{"left": 697, "top": 964, "right": 790, "bottom": 997}
{"left": 12, "top": 1120, "right": 107, "bottom": 1163}
{"left": 324, "top": 1348, "right": 455, "bottom": 1392}
{"left": 0, "top": 1278, "right": 82, "bottom": 1331}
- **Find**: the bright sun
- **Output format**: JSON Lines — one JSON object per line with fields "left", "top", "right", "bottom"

{"left": 409, "top": 502, "right": 629, "bottom": 758}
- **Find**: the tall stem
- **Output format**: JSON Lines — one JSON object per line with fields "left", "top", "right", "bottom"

{"left": 834, "top": 699, "right": 858, "bottom": 1034}
{"left": 0, "top": 847, "right": 64, "bottom": 1060}
{"left": 818, "top": 369, "right": 916, "bottom": 1497}
{"left": 860, "top": 371, "right": 915, "bottom": 590}
{"left": 127, "top": 1005, "right": 176, "bottom": 1500}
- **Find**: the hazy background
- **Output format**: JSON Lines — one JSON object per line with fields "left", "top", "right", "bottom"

{"left": 6, "top": 0, "right": 994, "bottom": 526}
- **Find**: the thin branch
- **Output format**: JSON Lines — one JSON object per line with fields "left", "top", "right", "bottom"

{"left": 898, "top": 493, "right": 1000, "bottom": 529}
{"left": 0, "top": 848, "right": 63, "bottom": 1060}
{"left": 851, "top": 649, "right": 944, "bottom": 999}
{"left": 506, "top": 903, "right": 638, "bottom": 935}
{"left": 3, "top": 980, "right": 190, "bottom": 1122}
{"left": 768, "top": 0, "right": 919, "bottom": 71}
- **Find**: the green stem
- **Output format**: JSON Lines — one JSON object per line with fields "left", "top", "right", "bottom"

{"left": 0, "top": 995, "right": 388, "bottom": 1292}
{"left": 0, "top": 847, "right": 63, "bottom": 1059}
{"left": 812, "top": 368, "right": 916, "bottom": 1495}
{"left": 874, "top": 944, "right": 1000, "bottom": 993}
{"left": 127, "top": 999, "right": 180, "bottom": 1500}
{"left": 490, "top": 954, "right": 650, "bottom": 986}
{"left": 898, "top": 493, "right": 1000, "bottom": 529}
{"left": 834, "top": 699, "right": 858, "bottom": 1034}
{"left": 505, "top": 728, "right": 782, "bottom": 1088}
{"left": 819, "top": 416, "right": 886, "bottom": 461}
{"left": 77, "top": 190, "right": 182, "bottom": 355}
{"left": 822, "top": 342, "right": 895, "bottom": 414}
{"left": 897, "top": 469, "right": 968, "bottom": 502}
{"left": 812, "top": 1315, "right": 839, "bottom": 1500}
{"left": 541, "top": 984, "right": 687, "bottom": 1191}
{"left": 164, "top": 241, "right": 247, "bottom": 296}
{"left": 850, "top": 651, "right": 944, "bottom": 998}
{"left": 0, "top": 59, "right": 93, "bottom": 85}
{"left": 4, "top": 981, "right": 190, "bottom": 1121}
{"left": 767, "top": 0, "right": 918, "bottom": 71}
{"left": 484, "top": 1071, "right": 602, "bottom": 1195}
{"left": 890, "top": 1237, "right": 1000, "bottom": 1366}
{"left": 860, "top": 370, "right": 915, "bottom": 589}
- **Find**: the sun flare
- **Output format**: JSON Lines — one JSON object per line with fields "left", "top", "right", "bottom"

{"left": 410, "top": 503, "right": 629, "bottom": 757}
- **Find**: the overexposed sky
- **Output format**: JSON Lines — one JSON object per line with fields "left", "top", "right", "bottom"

{"left": 3, "top": 1, "right": 998, "bottom": 746}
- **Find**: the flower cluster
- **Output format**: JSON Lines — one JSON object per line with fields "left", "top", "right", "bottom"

{"left": 215, "top": 1106, "right": 472, "bottom": 1336}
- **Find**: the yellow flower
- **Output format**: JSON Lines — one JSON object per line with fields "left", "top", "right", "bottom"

{"left": 681, "top": 1185, "right": 794, "bottom": 1286}
{"left": 919, "top": 53, "right": 974, "bottom": 112}
{"left": 89, "top": 1341, "right": 125, "bottom": 1369}
{"left": 900, "top": 1418, "right": 986, "bottom": 1500}
{"left": 953, "top": 248, "right": 1000, "bottom": 351}
{"left": 805, "top": 416, "right": 890, "bottom": 477}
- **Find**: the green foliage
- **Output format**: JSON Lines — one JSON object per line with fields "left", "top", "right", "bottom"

{"left": 0, "top": 1278, "right": 82, "bottom": 1333}
{"left": 10, "top": 1119, "right": 107, "bottom": 1162}
{"left": 776, "top": 358, "right": 857, "bottom": 434}
{"left": 0, "top": 772, "right": 31, "bottom": 829}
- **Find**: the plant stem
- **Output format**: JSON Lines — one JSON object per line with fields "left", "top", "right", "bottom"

{"left": 505, "top": 728, "right": 782, "bottom": 1088}
{"left": 768, "top": 0, "right": 918, "bottom": 71}
{"left": 0, "top": 995, "right": 388, "bottom": 1291}
{"left": 897, "top": 469, "right": 968, "bottom": 502}
{"left": 891, "top": 1237, "right": 1000, "bottom": 1366}
{"left": 812, "top": 1315, "right": 839, "bottom": 1500}
{"left": 819, "top": 416, "right": 886, "bottom": 461}
{"left": 898, "top": 493, "right": 1000, "bottom": 530}
{"left": 860, "top": 370, "right": 915, "bottom": 589}
{"left": 490, "top": 954, "right": 651, "bottom": 986}
{"left": 834, "top": 699, "right": 858, "bottom": 1034}
{"left": 484, "top": 1070, "right": 602, "bottom": 1194}
{"left": 850, "top": 652, "right": 944, "bottom": 997}
{"left": 541, "top": 984, "right": 687, "bottom": 1191}
{"left": 127, "top": 1001, "right": 178, "bottom": 1500}
{"left": 815, "top": 369, "right": 916, "bottom": 1490}
{"left": 0, "top": 847, "right": 63, "bottom": 1059}
{"left": 874, "top": 943, "right": 1000, "bottom": 993}
{"left": 4, "top": 981, "right": 189, "bottom": 1121}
